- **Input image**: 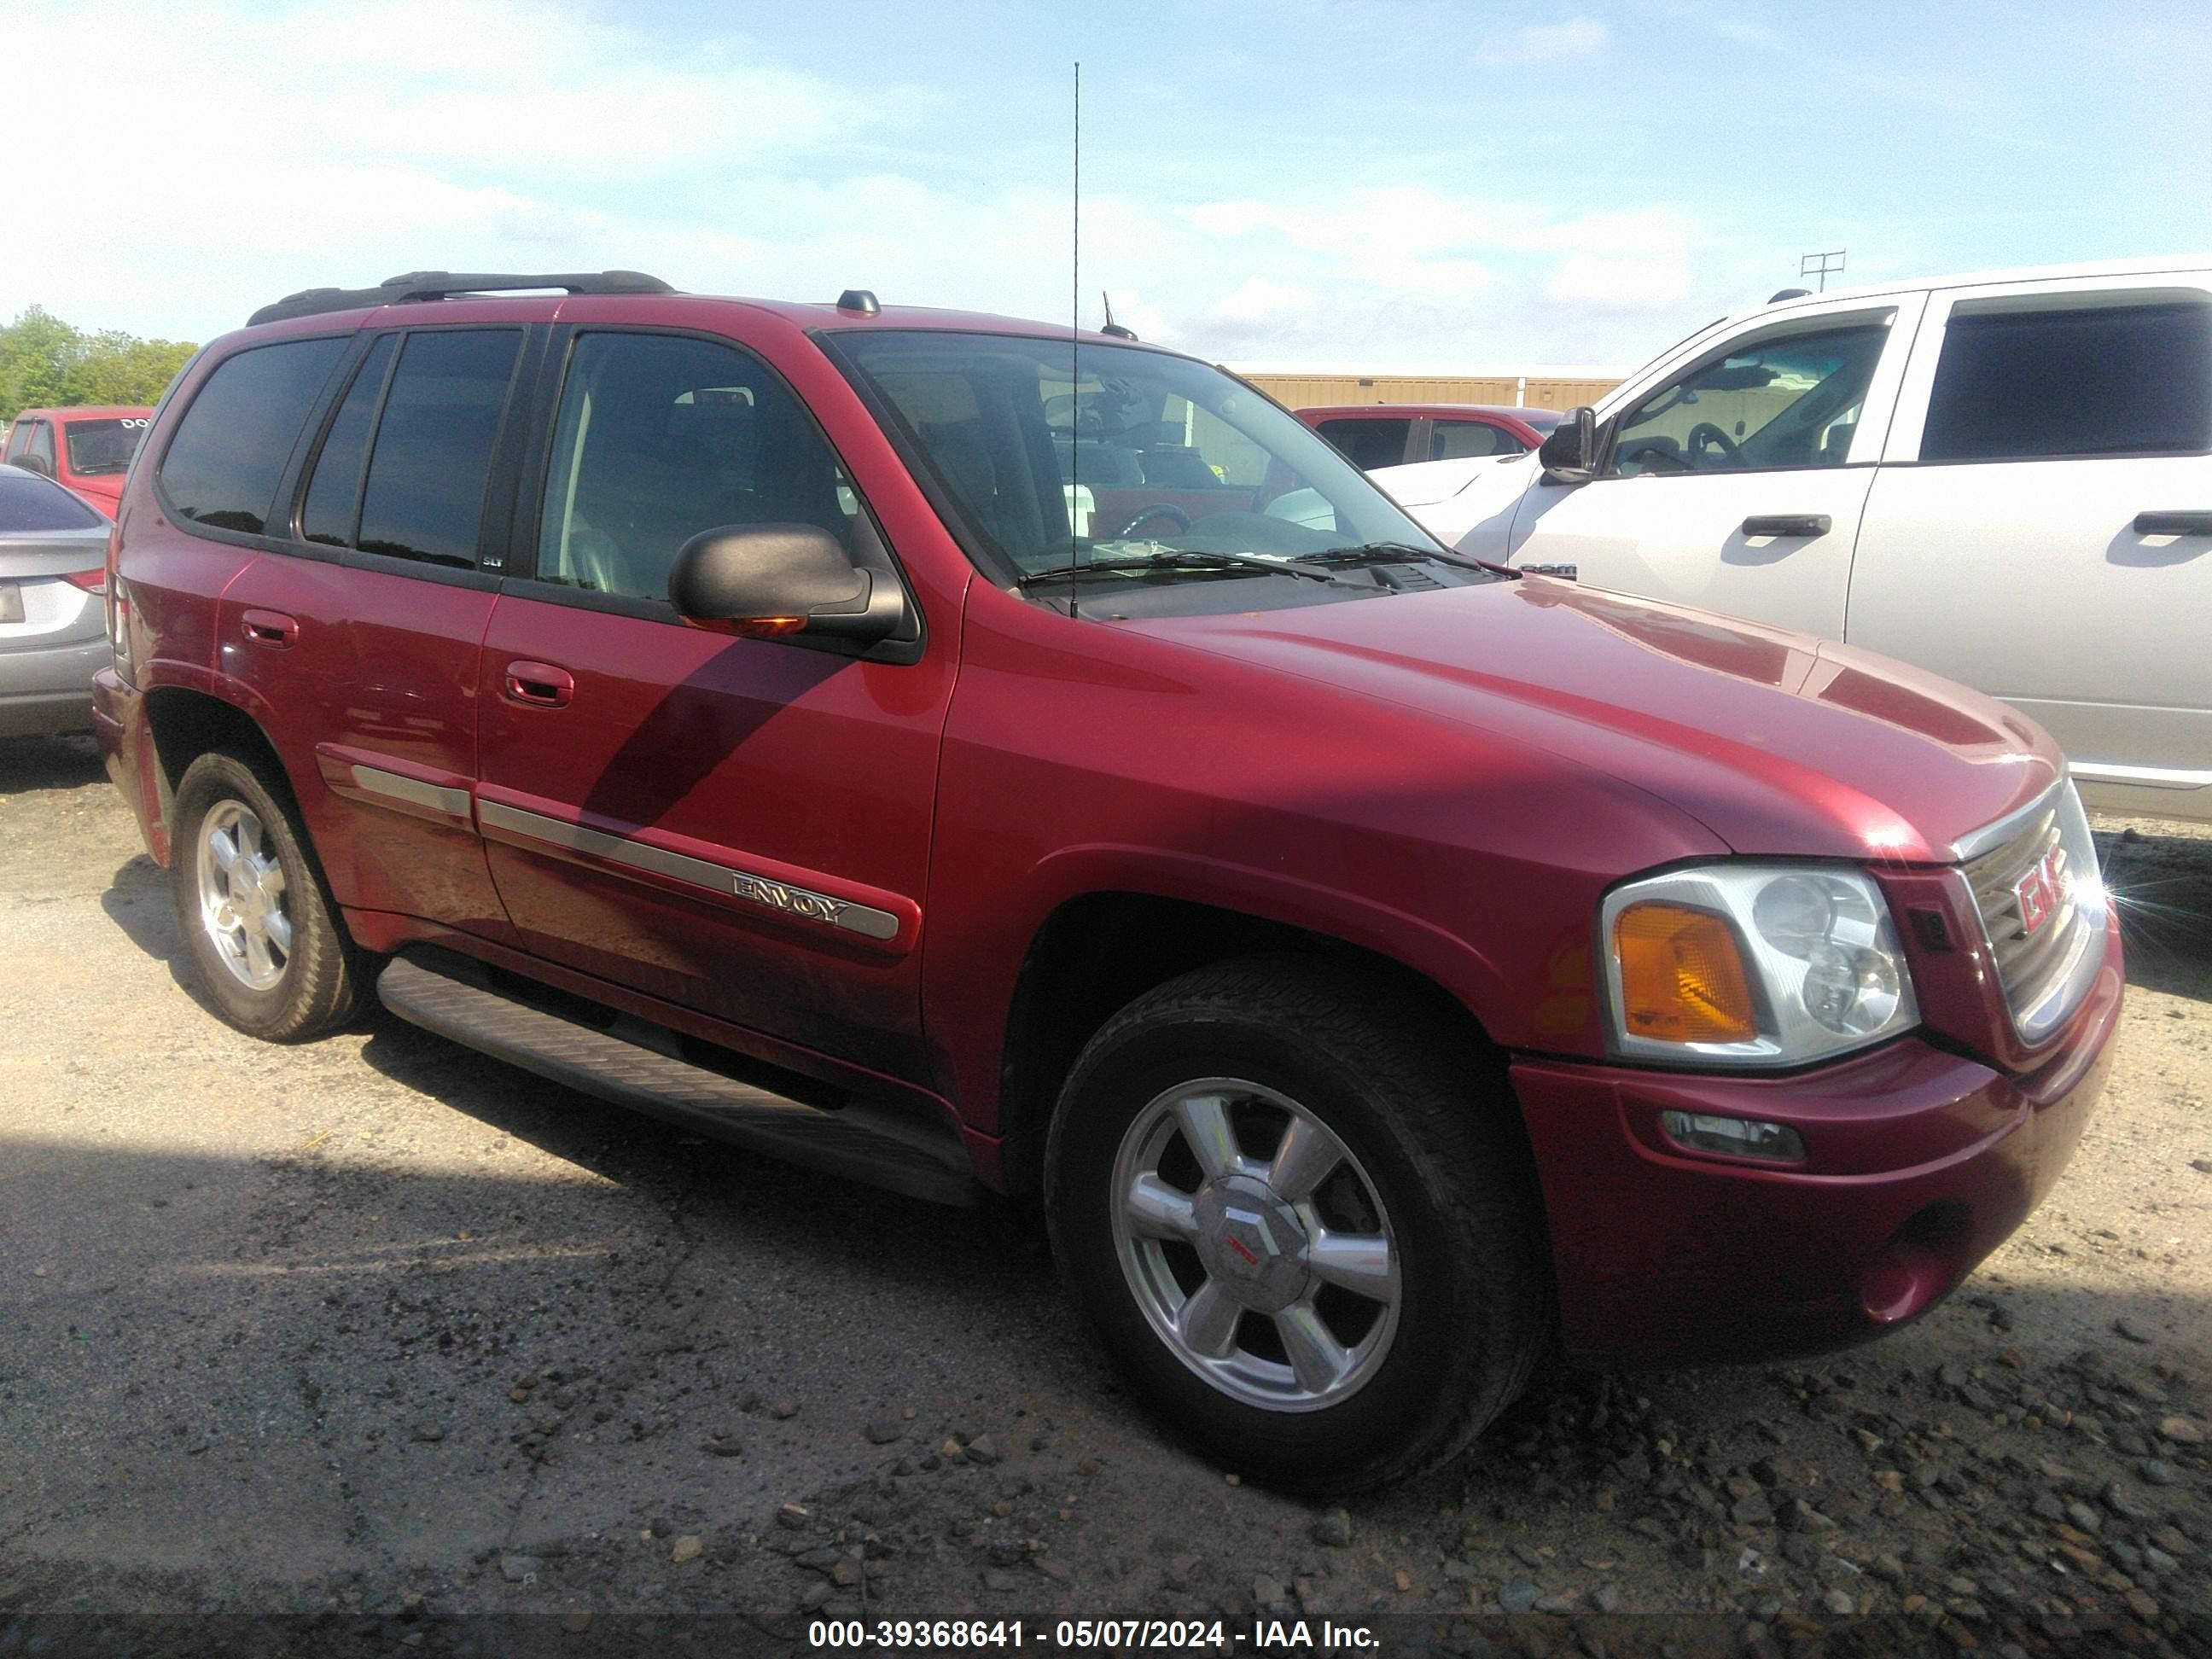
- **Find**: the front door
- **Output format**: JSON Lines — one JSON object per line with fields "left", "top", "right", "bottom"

{"left": 474, "top": 328, "right": 952, "bottom": 1079}
{"left": 1507, "top": 296, "right": 1924, "bottom": 639}
{"left": 1847, "top": 276, "right": 2212, "bottom": 806}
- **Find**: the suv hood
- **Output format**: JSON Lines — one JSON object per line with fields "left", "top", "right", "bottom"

{"left": 1137, "top": 577, "right": 2058, "bottom": 863}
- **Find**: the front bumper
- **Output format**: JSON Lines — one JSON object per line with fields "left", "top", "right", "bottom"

{"left": 1511, "top": 911, "right": 2123, "bottom": 1368}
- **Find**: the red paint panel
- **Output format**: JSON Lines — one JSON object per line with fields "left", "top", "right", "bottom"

{"left": 474, "top": 591, "right": 953, "bottom": 1080}
{"left": 1512, "top": 936, "right": 2120, "bottom": 1367}
{"left": 922, "top": 579, "right": 1730, "bottom": 1132}
{"left": 474, "top": 780, "right": 920, "bottom": 954}
{"left": 215, "top": 554, "right": 511, "bottom": 943}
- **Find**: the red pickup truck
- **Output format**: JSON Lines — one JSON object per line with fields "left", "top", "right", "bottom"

{"left": 92, "top": 271, "right": 2122, "bottom": 1492}
{"left": 3, "top": 405, "right": 154, "bottom": 519}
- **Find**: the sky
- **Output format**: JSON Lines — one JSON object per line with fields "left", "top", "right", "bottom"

{"left": 9, "top": 0, "right": 2209, "bottom": 374}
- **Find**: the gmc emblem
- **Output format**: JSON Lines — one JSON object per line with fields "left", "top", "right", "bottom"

{"left": 2014, "top": 848, "right": 2068, "bottom": 936}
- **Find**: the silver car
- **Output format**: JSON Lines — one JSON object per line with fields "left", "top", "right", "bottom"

{"left": 0, "top": 466, "right": 111, "bottom": 737}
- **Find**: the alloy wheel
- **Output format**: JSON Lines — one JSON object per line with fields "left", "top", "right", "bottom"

{"left": 195, "top": 799, "right": 293, "bottom": 991}
{"left": 1109, "top": 1077, "right": 1401, "bottom": 1412}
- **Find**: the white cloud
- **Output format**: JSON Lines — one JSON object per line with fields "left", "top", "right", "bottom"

{"left": 1183, "top": 187, "right": 1695, "bottom": 337}
{"left": 1545, "top": 248, "right": 1694, "bottom": 310}
{"left": 1209, "top": 277, "right": 1320, "bottom": 324}
{"left": 1473, "top": 17, "right": 1611, "bottom": 66}
{"left": 0, "top": 0, "right": 1710, "bottom": 372}
{"left": 9, "top": 0, "right": 876, "bottom": 181}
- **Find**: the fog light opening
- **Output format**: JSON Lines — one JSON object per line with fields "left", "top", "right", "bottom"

{"left": 1861, "top": 1202, "right": 1973, "bottom": 1324}
{"left": 1658, "top": 1109, "right": 1807, "bottom": 1163}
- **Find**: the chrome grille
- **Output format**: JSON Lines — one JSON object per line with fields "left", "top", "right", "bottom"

{"left": 1956, "top": 781, "right": 2105, "bottom": 1045}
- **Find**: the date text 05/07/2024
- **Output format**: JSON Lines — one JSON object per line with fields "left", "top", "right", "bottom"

{"left": 807, "top": 1618, "right": 1382, "bottom": 1650}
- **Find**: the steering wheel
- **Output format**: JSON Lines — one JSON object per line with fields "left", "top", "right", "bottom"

{"left": 1618, "top": 440, "right": 1691, "bottom": 475}
{"left": 1119, "top": 503, "right": 1192, "bottom": 537}
{"left": 1686, "top": 422, "right": 1744, "bottom": 468}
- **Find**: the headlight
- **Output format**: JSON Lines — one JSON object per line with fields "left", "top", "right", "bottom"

{"left": 1599, "top": 864, "right": 1918, "bottom": 1067}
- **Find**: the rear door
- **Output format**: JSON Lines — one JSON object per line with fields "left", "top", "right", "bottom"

{"left": 473, "top": 326, "right": 952, "bottom": 1079}
{"left": 209, "top": 323, "right": 537, "bottom": 940}
{"left": 1506, "top": 295, "right": 1924, "bottom": 638}
{"left": 1848, "top": 275, "right": 2212, "bottom": 809}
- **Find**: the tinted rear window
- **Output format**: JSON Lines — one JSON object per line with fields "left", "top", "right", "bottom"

{"left": 0, "top": 468, "right": 104, "bottom": 532}
{"left": 1920, "top": 300, "right": 2212, "bottom": 462}
{"left": 354, "top": 329, "right": 521, "bottom": 568}
{"left": 1313, "top": 416, "right": 1411, "bottom": 469}
{"left": 301, "top": 335, "right": 398, "bottom": 548}
{"left": 64, "top": 417, "right": 148, "bottom": 475}
{"left": 160, "top": 338, "right": 347, "bottom": 533}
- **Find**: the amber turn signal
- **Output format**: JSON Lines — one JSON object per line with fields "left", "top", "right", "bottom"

{"left": 1613, "top": 902, "right": 1758, "bottom": 1045}
{"left": 683, "top": 614, "right": 808, "bottom": 637}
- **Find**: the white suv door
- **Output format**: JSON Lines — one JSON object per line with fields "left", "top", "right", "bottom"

{"left": 1505, "top": 294, "right": 1925, "bottom": 638}
{"left": 1847, "top": 272, "right": 2212, "bottom": 818}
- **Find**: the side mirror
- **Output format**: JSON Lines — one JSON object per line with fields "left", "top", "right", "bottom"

{"left": 667, "top": 523, "right": 905, "bottom": 646}
{"left": 1538, "top": 405, "right": 1598, "bottom": 484}
{"left": 9, "top": 453, "right": 53, "bottom": 479}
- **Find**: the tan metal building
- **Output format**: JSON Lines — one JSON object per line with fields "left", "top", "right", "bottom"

{"left": 1240, "top": 371, "right": 1622, "bottom": 412}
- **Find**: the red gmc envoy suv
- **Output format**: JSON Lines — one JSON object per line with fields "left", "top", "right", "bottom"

{"left": 92, "top": 271, "right": 2123, "bottom": 1492}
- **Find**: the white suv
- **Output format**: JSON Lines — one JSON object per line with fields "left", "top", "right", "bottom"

{"left": 1379, "top": 256, "right": 2212, "bottom": 822}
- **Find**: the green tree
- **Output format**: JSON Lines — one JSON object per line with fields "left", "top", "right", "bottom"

{"left": 67, "top": 330, "right": 199, "bottom": 409}
{"left": 0, "top": 307, "right": 200, "bottom": 424}
{"left": 0, "top": 306, "right": 79, "bottom": 420}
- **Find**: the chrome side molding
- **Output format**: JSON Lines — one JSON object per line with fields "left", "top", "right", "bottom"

{"left": 477, "top": 799, "right": 900, "bottom": 941}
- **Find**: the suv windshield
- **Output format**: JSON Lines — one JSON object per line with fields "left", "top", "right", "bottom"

{"left": 830, "top": 332, "right": 1465, "bottom": 604}
{"left": 63, "top": 417, "right": 146, "bottom": 476}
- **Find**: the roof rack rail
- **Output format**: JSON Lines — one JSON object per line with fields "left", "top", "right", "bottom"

{"left": 247, "top": 270, "right": 677, "bottom": 328}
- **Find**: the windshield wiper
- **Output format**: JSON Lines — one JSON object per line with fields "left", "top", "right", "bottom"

{"left": 1014, "top": 551, "right": 1348, "bottom": 589}
{"left": 1305, "top": 541, "right": 1519, "bottom": 579}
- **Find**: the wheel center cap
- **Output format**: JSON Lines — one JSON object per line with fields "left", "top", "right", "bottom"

{"left": 1193, "top": 1176, "right": 1309, "bottom": 1312}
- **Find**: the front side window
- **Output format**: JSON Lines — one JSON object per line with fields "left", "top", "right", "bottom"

{"left": 160, "top": 337, "right": 347, "bottom": 533}
{"left": 1919, "top": 298, "right": 2212, "bottom": 463}
{"left": 832, "top": 332, "right": 1452, "bottom": 603}
{"left": 534, "top": 332, "right": 856, "bottom": 602}
{"left": 1431, "top": 420, "right": 1517, "bottom": 462}
{"left": 1612, "top": 317, "right": 1892, "bottom": 477}
{"left": 1314, "top": 416, "right": 1411, "bottom": 470}
{"left": 63, "top": 417, "right": 147, "bottom": 476}
{"left": 354, "top": 329, "right": 521, "bottom": 568}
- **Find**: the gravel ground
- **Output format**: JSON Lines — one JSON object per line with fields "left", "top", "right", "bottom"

{"left": 1, "top": 731, "right": 2207, "bottom": 1657}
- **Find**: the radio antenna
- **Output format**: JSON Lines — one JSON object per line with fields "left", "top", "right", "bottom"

{"left": 1068, "top": 59, "right": 1080, "bottom": 616}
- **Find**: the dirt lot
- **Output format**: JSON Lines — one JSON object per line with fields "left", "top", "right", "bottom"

{"left": 2, "top": 732, "right": 2208, "bottom": 1656}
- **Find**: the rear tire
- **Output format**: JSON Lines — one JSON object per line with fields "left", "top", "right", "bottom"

{"left": 1045, "top": 955, "right": 1551, "bottom": 1493}
{"left": 170, "top": 749, "right": 363, "bottom": 1042}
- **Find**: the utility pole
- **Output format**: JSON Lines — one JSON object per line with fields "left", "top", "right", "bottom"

{"left": 1800, "top": 249, "right": 1846, "bottom": 292}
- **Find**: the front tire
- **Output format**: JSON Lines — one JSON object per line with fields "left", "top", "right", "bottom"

{"left": 170, "top": 750, "right": 364, "bottom": 1042}
{"left": 1045, "top": 956, "right": 1551, "bottom": 1492}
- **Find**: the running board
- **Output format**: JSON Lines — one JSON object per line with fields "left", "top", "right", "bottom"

{"left": 376, "top": 950, "right": 981, "bottom": 1206}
